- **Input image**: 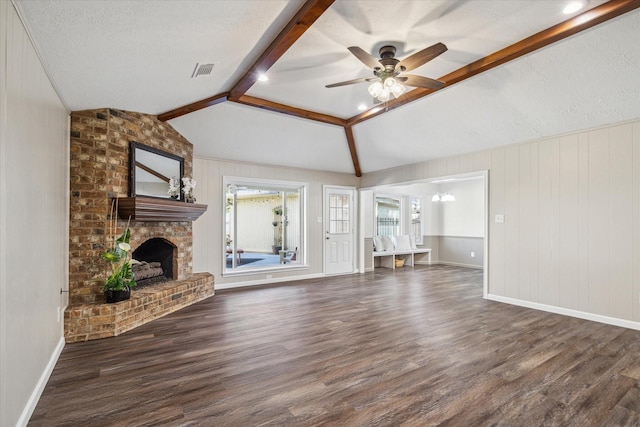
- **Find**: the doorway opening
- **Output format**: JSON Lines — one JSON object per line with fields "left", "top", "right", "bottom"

{"left": 359, "top": 171, "right": 488, "bottom": 297}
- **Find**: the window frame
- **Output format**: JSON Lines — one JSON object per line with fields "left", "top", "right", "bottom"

{"left": 410, "top": 196, "right": 424, "bottom": 245}
{"left": 223, "top": 176, "right": 308, "bottom": 276}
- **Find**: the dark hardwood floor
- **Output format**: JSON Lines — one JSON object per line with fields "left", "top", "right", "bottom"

{"left": 29, "top": 265, "right": 640, "bottom": 426}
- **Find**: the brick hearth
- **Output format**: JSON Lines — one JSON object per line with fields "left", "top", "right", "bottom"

{"left": 65, "top": 273, "right": 213, "bottom": 342}
{"left": 66, "top": 108, "right": 214, "bottom": 342}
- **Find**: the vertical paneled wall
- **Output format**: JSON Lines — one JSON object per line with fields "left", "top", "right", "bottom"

{"left": 192, "top": 157, "right": 359, "bottom": 287}
{"left": 1, "top": 2, "right": 70, "bottom": 425}
{"left": 361, "top": 119, "right": 640, "bottom": 324}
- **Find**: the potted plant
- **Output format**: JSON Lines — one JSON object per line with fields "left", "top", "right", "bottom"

{"left": 182, "top": 177, "right": 196, "bottom": 203}
{"left": 101, "top": 200, "right": 136, "bottom": 303}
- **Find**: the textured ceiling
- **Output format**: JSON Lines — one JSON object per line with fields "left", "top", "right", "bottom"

{"left": 14, "top": 0, "right": 640, "bottom": 175}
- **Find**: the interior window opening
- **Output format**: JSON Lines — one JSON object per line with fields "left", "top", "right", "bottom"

{"left": 375, "top": 196, "right": 401, "bottom": 236}
{"left": 225, "top": 178, "right": 306, "bottom": 274}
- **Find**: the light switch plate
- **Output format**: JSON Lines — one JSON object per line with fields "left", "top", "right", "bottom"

{"left": 495, "top": 214, "right": 504, "bottom": 223}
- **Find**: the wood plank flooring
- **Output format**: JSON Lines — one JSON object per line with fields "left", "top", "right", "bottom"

{"left": 29, "top": 265, "right": 640, "bottom": 426}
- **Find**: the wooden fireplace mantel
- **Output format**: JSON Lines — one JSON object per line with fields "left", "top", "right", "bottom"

{"left": 116, "top": 196, "right": 207, "bottom": 222}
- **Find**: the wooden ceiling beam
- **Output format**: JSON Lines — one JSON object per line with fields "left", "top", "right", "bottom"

{"left": 344, "top": 126, "right": 362, "bottom": 177}
{"left": 158, "top": 0, "right": 334, "bottom": 122}
{"left": 158, "top": 92, "right": 229, "bottom": 122}
{"left": 159, "top": 0, "right": 639, "bottom": 176}
{"left": 346, "top": 0, "right": 640, "bottom": 126}
{"left": 234, "top": 95, "right": 346, "bottom": 127}
{"left": 229, "top": 0, "right": 335, "bottom": 99}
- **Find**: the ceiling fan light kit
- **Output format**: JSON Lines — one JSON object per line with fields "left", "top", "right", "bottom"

{"left": 326, "top": 42, "right": 447, "bottom": 104}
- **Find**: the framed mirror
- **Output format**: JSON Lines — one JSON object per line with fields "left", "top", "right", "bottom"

{"left": 129, "top": 141, "right": 184, "bottom": 199}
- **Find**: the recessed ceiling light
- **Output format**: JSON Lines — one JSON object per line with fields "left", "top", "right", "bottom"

{"left": 258, "top": 74, "right": 269, "bottom": 82}
{"left": 563, "top": 1, "right": 585, "bottom": 14}
{"left": 357, "top": 104, "right": 367, "bottom": 111}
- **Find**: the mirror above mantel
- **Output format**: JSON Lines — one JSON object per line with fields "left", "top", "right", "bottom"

{"left": 129, "top": 141, "right": 184, "bottom": 200}
{"left": 123, "top": 141, "right": 207, "bottom": 222}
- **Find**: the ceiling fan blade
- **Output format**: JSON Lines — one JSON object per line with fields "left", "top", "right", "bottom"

{"left": 347, "top": 46, "right": 381, "bottom": 69}
{"left": 325, "top": 77, "right": 371, "bottom": 88}
{"left": 401, "top": 74, "right": 446, "bottom": 90}
{"left": 396, "top": 42, "right": 447, "bottom": 72}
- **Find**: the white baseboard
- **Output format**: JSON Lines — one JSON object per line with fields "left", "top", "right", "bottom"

{"left": 216, "top": 273, "right": 324, "bottom": 290}
{"left": 436, "top": 260, "right": 483, "bottom": 269}
{"left": 487, "top": 294, "right": 640, "bottom": 331}
{"left": 17, "top": 336, "right": 65, "bottom": 426}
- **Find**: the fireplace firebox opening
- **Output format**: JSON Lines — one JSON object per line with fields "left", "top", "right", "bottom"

{"left": 131, "top": 238, "right": 177, "bottom": 288}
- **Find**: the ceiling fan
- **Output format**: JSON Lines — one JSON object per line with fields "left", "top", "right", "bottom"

{"left": 325, "top": 42, "right": 448, "bottom": 102}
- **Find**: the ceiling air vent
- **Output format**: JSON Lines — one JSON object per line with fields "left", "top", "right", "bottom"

{"left": 191, "top": 63, "right": 214, "bottom": 78}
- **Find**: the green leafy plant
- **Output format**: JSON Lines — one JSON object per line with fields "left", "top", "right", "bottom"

{"left": 101, "top": 200, "right": 136, "bottom": 291}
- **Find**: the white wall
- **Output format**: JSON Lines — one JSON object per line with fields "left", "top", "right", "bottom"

{"left": 437, "top": 178, "right": 484, "bottom": 237}
{"left": 361, "top": 118, "right": 640, "bottom": 327}
{"left": 1, "top": 2, "right": 69, "bottom": 425}
{"left": 361, "top": 190, "right": 374, "bottom": 237}
{"left": 433, "top": 178, "right": 485, "bottom": 268}
{"left": 192, "top": 157, "right": 359, "bottom": 288}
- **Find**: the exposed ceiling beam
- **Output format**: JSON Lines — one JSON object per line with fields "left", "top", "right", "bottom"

{"left": 158, "top": 92, "right": 229, "bottom": 122}
{"left": 158, "top": 0, "right": 334, "bottom": 123}
{"left": 158, "top": 0, "right": 638, "bottom": 177}
{"left": 229, "top": 0, "right": 335, "bottom": 99}
{"left": 346, "top": 0, "right": 640, "bottom": 126}
{"left": 233, "top": 95, "right": 346, "bottom": 127}
{"left": 344, "top": 126, "right": 362, "bottom": 177}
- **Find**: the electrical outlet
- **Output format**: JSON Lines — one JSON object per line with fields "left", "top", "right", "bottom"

{"left": 495, "top": 214, "right": 505, "bottom": 223}
{"left": 471, "top": 252, "right": 475, "bottom": 258}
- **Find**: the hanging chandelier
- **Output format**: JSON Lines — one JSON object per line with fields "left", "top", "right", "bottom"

{"left": 432, "top": 192, "right": 455, "bottom": 202}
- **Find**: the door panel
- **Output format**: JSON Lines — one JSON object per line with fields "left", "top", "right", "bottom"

{"left": 324, "top": 186, "right": 355, "bottom": 275}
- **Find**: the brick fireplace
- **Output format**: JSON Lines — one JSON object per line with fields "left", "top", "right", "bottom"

{"left": 65, "top": 108, "right": 214, "bottom": 342}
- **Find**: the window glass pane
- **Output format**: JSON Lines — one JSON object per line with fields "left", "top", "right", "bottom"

{"left": 224, "top": 179, "right": 305, "bottom": 273}
{"left": 376, "top": 196, "right": 400, "bottom": 236}
{"left": 329, "top": 194, "right": 349, "bottom": 235}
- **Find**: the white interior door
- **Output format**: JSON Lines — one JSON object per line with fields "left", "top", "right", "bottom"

{"left": 324, "top": 186, "right": 355, "bottom": 275}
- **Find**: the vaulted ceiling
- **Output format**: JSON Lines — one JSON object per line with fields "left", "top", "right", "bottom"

{"left": 14, "top": 0, "right": 640, "bottom": 176}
